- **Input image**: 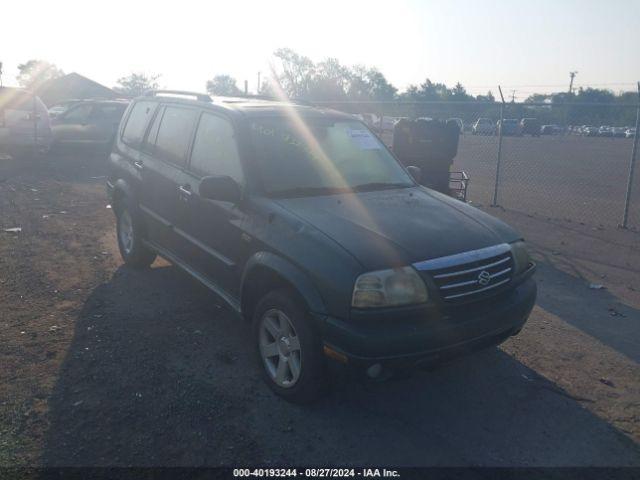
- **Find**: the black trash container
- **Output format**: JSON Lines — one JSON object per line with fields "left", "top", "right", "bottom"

{"left": 392, "top": 118, "right": 460, "bottom": 194}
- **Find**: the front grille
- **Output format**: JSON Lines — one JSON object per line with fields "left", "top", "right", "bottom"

{"left": 413, "top": 244, "right": 513, "bottom": 303}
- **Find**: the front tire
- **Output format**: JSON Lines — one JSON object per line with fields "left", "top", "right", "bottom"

{"left": 115, "top": 201, "right": 156, "bottom": 268}
{"left": 252, "top": 289, "right": 326, "bottom": 403}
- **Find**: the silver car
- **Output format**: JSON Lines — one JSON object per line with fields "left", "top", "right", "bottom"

{"left": 0, "top": 87, "right": 52, "bottom": 157}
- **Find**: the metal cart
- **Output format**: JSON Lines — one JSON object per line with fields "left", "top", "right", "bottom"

{"left": 449, "top": 171, "right": 470, "bottom": 202}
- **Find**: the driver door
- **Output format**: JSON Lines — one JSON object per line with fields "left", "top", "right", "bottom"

{"left": 52, "top": 103, "right": 94, "bottom": 144}
{"left": 181, "top": 112, "right": 248, "bottom": 297}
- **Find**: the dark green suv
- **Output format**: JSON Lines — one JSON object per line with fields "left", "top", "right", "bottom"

{"left": 107, "top": 90, "right": 536, "bottom": 403}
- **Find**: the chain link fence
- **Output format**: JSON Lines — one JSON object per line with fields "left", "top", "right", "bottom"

{"left": 316, "top": 99, "right": 640, "bottom": 230}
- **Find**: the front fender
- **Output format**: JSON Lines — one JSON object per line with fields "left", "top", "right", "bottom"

{"left": 241, "top": 251, "right": 327, "bottom": 316}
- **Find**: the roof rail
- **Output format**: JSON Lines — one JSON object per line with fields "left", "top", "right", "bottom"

{"left": 218, "top": 93, "right": 315, "bottom": 107}
{"left": 144, "top": 90, "right": 212, "bottom": 102}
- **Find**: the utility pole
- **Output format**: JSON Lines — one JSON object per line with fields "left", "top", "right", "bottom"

{"left": 565, "top": 71, "right": 578, "bottom": 133}
{"left": 511, "top": 90, "right": 516, "bottom": 103}
{"left": 257, "top": 71, "right": 261, "bottom": 94}
{"left": 0, "top": 62, "right": 3, "bottom": 87}
{"left": 568, "top": 71, "right": 578, "bottom": 95}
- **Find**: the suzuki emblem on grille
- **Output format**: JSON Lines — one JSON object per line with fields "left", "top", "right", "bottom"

{"left": 477, "top": 270, "right": 491, "bottom": 286}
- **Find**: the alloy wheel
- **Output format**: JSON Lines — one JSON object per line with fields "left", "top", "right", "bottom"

{"left": 259, "top": 308, "right": 302, "bottom": 388}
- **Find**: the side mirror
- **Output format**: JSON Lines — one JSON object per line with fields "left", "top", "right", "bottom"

{"left": 199, "top": 175, "right": 241, "bottom": 203}
{"left": 407, "top": 166, "right": 422, "bottom": 182}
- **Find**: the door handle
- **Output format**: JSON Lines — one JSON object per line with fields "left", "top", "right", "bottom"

{"left": 133, "top": 160, "right": 144, "bottom": 171}
{"left": 178, "top": 185, "right": 192, "bottom": 199}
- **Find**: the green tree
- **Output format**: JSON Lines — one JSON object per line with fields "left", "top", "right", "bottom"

{"left": 114, "top": 72, "right": 160, "bottom": 97}
{"left": 347, "top": 66, "right": 397, "bottom": 102}
{"left": 272, "top": 48, "right": 315, "bottom": 99}
{"left": 17, "top": 60, "right": 64, "bottom": 88}
{"left": 206, "top": 74, "right": 242, "bottom": 96}
{"left": 308, "top": 58, "right": 349, "bottom": 101}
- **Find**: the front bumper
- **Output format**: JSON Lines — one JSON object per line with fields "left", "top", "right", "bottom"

{"left": 321, "top": 276, "right": 536, "bottom": 372}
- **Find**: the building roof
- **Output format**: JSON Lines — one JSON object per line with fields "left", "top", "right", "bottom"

{"left": 34, "top": 72, "right": 120, "bottom": 106}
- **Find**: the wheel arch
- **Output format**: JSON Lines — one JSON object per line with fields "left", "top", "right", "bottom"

{"left": 111, "top": 178, "right": 137, "bottom": 213}
{"left": 240, "top": 252, "right": 327, "bottom": 322}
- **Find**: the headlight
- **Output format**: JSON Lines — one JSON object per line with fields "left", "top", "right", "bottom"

{"left": 511, "top": 241, "right": 531, "bottom": 275}
{"left": 352, "top": 266, "right": 428, "bottom": 308}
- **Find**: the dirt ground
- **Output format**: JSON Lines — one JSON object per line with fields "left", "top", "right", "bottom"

{"left": 0, "top": 152, "right": 639, "bottom": 467}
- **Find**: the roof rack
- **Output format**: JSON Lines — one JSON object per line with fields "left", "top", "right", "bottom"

{"left": 217, "top": 93, "right": 314, "bottom": 107}
{"left": 144, "top": 90, "right": 212, "bottom": 102}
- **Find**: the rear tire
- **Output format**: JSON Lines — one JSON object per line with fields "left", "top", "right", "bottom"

{"left": 252, "top": 289, "right": 326, "bottom": 404}
{"left": 115, "top": 200, "right": 156, "bottom": 268}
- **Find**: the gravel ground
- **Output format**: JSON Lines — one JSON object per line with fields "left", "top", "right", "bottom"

{"left": 0, "top": 152, "right": 639, "bottom": 467}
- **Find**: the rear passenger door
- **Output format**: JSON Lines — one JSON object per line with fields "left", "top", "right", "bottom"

{"left": 137, "top": 105, "right": 199, "bottom": 254}
{"left": 182, "top": 112, "right": 248, "bottom": 298}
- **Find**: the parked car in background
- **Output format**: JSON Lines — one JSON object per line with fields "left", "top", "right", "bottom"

{"left": 598, "top": 126, "right": 613, "bottom": 137}
{"left": 520, "top": 118, "right": 541, "bottom": 137}
{"left": 448, "top": 117, "right": 464, "bottom": 135}
{"left": 381, "top": 116, "right": 403, "bottom": 133}
{"left": 611, "top": 127, "right": 627, "bottom": 138}
{"left": 583, "top": 126, "right": 599, "bottom": 137}
{"left": 354, "top": 113, "right": 377, "bottom": 129}
{"left": 0, "top": 86, "right": 52, "bottom": 158}
{"left": 497, "top": 119, "right": 520, "bottom": 136}
{"left": 540, "top": 125, "right": 558, "bottom": 135}
{"left": 51, "top": 99, "right": 129, "bottom": 151}
{"left": 626, "top": 127, "right": 636, "bottom": 138}
{"left": 107, "top": 90, "right": 536, "bottom": 403}
{"left": 472, "top": 118, "right": 496, "bottom": 135}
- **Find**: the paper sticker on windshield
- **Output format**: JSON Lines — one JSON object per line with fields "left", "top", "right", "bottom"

{"left": 348, "top": 129, "right": 380, "bottom": 150}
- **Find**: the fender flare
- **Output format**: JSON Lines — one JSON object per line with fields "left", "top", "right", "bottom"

{"left": 240, "top": 251, "right": 327, "bottom": 316}
{"left": 111, "top": 178, "right": 137, "bottom": 211}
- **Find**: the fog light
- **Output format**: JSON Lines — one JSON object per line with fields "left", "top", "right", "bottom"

{"left": 366, "top": 363, "right": 383, "bottom": 378}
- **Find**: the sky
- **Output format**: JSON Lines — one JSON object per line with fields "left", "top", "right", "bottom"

{"left": 1, "top": 0, "right": 638, "bottom": 100}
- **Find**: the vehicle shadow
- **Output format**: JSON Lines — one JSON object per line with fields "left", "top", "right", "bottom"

{"left": 41, "top": 263, "right": 640, "bottom": 467}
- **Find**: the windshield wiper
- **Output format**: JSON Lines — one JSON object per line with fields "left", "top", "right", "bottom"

{"left": 269, "top": 186, "right": 352, "bottom": 198}
{"left": 351, "top": 182, "right": 412, "bottom": 192}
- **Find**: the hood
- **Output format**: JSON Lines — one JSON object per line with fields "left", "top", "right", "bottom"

{"left": 275, "top": 187, "right": 520, "bottom": 270}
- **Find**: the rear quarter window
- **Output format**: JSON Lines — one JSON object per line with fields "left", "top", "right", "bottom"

{"left": 121, "top": 101, "right": 157, "bottom": 147}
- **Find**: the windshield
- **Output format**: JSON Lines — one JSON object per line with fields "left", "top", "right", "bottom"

{"left": 250, "top": 118, "right": 413, "bottom": 198}
{"left": 49, "top": 104, "right": 72, "bottom": 116}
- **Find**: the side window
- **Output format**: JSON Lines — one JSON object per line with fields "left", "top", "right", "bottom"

{"left": 93, "top": 104, "right": 126, "bottom": 120}
{"left": 154, "top": 106, "right": 198, "bottom": 166}
{"left": 63, "top": 104, "right": 93, "bottom": 123}
{"left": 190, "top": 113, "right": 243, "bottom": 183}
{"left": 122, "top": 101, "right": 156, "bottom": 147}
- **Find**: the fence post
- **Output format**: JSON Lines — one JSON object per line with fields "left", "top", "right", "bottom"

{"left": 621, "top": 82, "right": 640, "bottom": 229}
{"left": 492, "top": 86, "right": 506, "bottom": 206}
{"left": 33, "top": 94, "right": 38, "bottom": 155}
